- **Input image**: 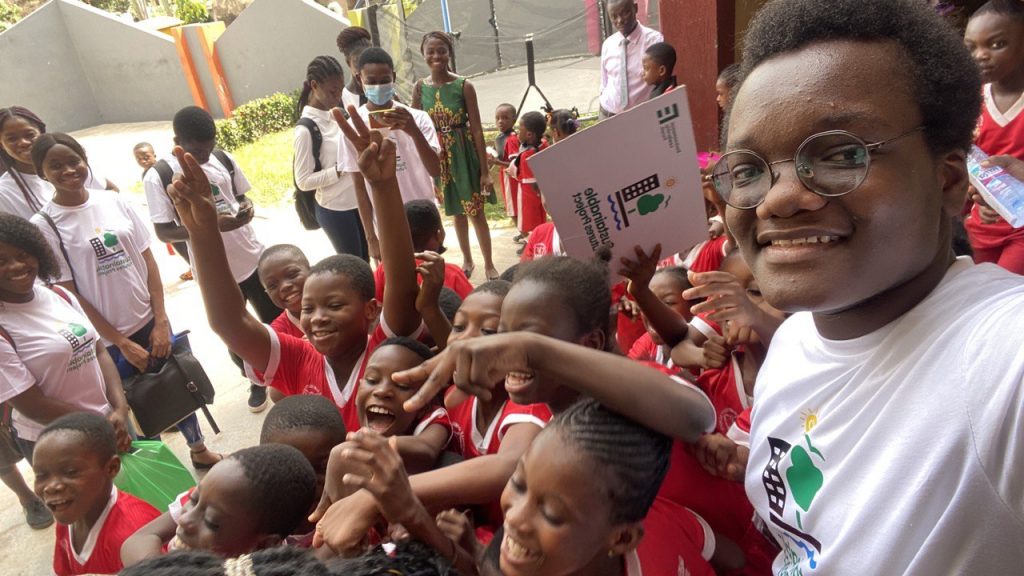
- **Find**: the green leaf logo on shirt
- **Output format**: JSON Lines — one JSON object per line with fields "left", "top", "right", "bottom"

{"left": 211, "top": 184, "right": 222, "bottom": 196}
{"left": 786, "top": 437, "right": 824, "bottom": 513}
{"left": 68, "top": 323, "right": 87, "bottom": 337}
{"left": 102, "top": 232, "right": 119, "bottom": 248}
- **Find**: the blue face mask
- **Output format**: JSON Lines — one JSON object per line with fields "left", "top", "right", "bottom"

{"left": 363, "top": 82, "right": 395, "bottom": 106}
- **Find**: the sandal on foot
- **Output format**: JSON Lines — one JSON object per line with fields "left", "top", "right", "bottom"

{"left": 190, "top": 447, "right": 224, "bottom": 470}
{"left": 462, "top": 263, "right": 475, "bottom": 279}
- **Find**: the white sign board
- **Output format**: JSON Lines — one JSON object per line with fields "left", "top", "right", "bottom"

{"left": 529, "top": 88, "right": 707, "bottom": 273}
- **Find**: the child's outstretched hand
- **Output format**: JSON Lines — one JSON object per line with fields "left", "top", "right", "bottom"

{"left": 694, "top": 433, "right": 748, "bottom": 483}
{"left": 414, "top": 251, "right": 446, "bottom": 315}
{"left": 167, "top": 146, "right": 218, "bottom": 231}
{"left": 337, "top": 430, "right": 420, "bottom": 526}
{"left": 619, "top": 244, "right": 662, "bottom": 299}
{"left": 334, "top": 105, "right": 397, "bottom": 184}
{"left": 685, "top": 272, "right": 763, "bottom": 329}
{"left": 397, "top": 332, "right": 538, "bottom": 413}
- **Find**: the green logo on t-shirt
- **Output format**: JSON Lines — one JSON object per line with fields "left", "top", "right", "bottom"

{"left": 102, "top": 232, "right": 119, "bottom": 248}
{"left": 68, "top": 323, "right": 87, "bottom": 337}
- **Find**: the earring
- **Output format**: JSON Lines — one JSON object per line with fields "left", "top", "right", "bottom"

{"left": 608, "top": 549, "right": 617, "bottom": 558}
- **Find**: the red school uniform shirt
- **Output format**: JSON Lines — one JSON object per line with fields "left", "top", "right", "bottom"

{"left": 250, "top": 318, "right": 414, "bottom": 429}
{"left": 520, "top": 221, "right": 562, "bottom": 262}
{"left": 690, "top": 315, "right": 752, "bottom": 435}
{"left": 53, "top": 487, "right": 160, "bottom": 575}
{"left": 498, "top": 130, "right": 521, "bottom": 218}
{"left": 966, "top": 84, "right": 1024, "bottom": 250}
{"left": 270, "top": 310, "right": 305, "bottom": 340}
{"left": 374, "top": 261, "right": 474, "bottom": 304}
{"left": 515, "top": 142, "right": 549, "bottom": 234}
{"left": 446, "top": 396, "right": 551, "bottom": 460}
{"left": 629, "top": 497, "right": 716, "bottom": 576}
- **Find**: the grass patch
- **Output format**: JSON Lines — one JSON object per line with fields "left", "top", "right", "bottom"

{"left": 231, "top": 114, "right": 597, "bottom": 223}
{"left": 231, "top": 129, "right": 294, "bottom": 208}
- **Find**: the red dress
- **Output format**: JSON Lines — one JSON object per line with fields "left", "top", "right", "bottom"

{"left": 497, "top": 130, "right": 521, "bottom": 218}
{"left": 966, "top": 84, "right": 1024, "bottom": 274}
{"left": 515, "top": 142, "right": 549, "bottom": 234}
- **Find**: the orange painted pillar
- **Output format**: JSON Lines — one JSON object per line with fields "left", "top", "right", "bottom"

{"left": 196, "top": 23, "right": 235, "bottom": 118}
{"left": 170, "top": 26, "right": 209, "bottom": 111}
{"left": 657, "top": 0, "right": 735, "bottom": 152}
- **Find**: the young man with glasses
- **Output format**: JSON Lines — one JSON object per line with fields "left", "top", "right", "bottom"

{"left": 719, "top": 0, "right": 1024, "bottom": 573}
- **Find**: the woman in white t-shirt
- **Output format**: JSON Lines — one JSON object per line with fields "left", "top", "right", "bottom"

{"left": 27, "top": 133, "right": 221, "bottom": 469}
{"left": 0, "top": 107, "right": 117, "bottom": 220}
{"left": 0, "top": 213, "right": 130, "bottom": 461}
{"left": 336, "top": 26, "right": 372, "bottom": 110}
{"left": 294, "top": 56, "right": 368, "bottom": 260}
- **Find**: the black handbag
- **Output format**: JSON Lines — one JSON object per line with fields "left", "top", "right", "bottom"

{"left": 122, "top": 332, "right": 220, "bottom": 438}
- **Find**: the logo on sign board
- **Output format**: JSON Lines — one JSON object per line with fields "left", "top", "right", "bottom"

{"left": 607, "top": 174, "right": 671, "bottom": 230}
{"left": 657, "top": 103, "right": 680, "bottom": 125}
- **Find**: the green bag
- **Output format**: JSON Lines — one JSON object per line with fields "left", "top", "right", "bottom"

{"left": 115, "top": 440, "right": 196, "bottom": 510}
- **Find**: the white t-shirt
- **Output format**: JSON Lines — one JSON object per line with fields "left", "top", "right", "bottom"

{"left": 0, "top": 169, "right": 107, "bottom": 220}
{"left": 340, "top": 102, "right": 440, "bottom": 206}
{"left": 342, "top": 86, "right": 362, "bottom": 111}
{"left": 746, "top": 258, "right": 1024, "bottom": 574}
{"left": 142, "top": 153, "right": 263, "bottom": 283}
{"left": 0, "top": 286, "right": 112, "bottom": 441}
{"left": 31, "top": 189, "right": 154, "bottom": 344}
{"left": 295, "top": 106, "right": 358, "bottom": 211}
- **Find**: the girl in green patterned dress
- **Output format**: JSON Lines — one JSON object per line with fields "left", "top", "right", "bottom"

{"left": 413, "top": 31, "right": 499, "bottom": 281}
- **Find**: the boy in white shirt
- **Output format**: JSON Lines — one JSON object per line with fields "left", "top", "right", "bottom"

{"left": 142, "top": 106, "right": 279, "bottom": 413}
{"left": 599, "top": 0, "right": 663, "bottom": 118}
{"left": 338, "top": 47, "right": 440, "bottom": 251}
{"left": 709, "top": 0, "right": 1024, "bottom": 573}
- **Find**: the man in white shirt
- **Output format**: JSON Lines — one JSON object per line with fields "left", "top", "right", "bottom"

{"left": 599, "top": 0, "right": 663, "bottom": 119}
{"left": 142, "top": 106, "right": 278, "bottom": 413}
{"left": 338, "top": 47, "right": 440, "bottom": 253}
{"left": 713, "top": 0, "right": 1024, "bottom": 573}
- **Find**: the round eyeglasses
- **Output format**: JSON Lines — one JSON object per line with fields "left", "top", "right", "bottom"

{"left": 711, "top": 126, "right": 924, "bottom": 210}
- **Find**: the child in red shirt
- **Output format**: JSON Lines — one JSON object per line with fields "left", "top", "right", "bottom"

{"left": 373, "top": 199, "right": 473, "bottom": 303}
{"left": 121, "top": 445, "right": 316, "bottom": 565}
{"left": 257, "top": 244, "right": 310, "bottom": 342}
{"left": 511, "top": 111, "right": 549, "bottom": 235}
{"left": 490, "top": 103, "right": 521, "bottom": 227}
{"left": 963, "top": 5, "right": 1024, "bottom": 273}
{"left": 32, "top": 413, "right": 160, "bottom": 576}
{"left": 170, "top": 112, "right": 423, "bottom": 437}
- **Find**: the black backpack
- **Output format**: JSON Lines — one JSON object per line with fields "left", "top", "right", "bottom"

{"left": 293, "top": 117, "right": 322, "bottom": 231}
{"left": 151, "top": 149, "right": 236, "bottom": 197}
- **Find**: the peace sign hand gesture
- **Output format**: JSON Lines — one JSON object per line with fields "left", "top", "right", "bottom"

{"left": 167, "top": 146, "right": 218, "bottom": 232}
{"left": 333, "top": 105, "right": 397, "bottom": 184}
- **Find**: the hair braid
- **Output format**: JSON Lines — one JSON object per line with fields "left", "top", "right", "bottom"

{"left": 552, "top": 399, "right": 671, "bottom": 524}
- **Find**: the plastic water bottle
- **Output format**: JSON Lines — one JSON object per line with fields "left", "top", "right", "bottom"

{"left": 967, "top": 146, "right": 1024, "bottom": 228}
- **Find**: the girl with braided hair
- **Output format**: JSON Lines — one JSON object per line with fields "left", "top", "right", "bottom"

{"left": 294, "top": 55, "right": 370, "bottom": 261}
{"left": 119, "top": 540, "right": 458, "bottom": 575}
{"left": 0, "top": 107, "right": 117, "bottom": 219}
{"left": 412, "top": 31, "right": 500, "bottom": 281}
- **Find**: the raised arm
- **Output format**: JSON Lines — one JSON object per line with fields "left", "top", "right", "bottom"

{"left": 619, "top": 244, "right": 691, "bottom": 347}
{"left": 399, "top": 333, "right": 716, "bottom": 442}
{"left": 165, "top": 147, "right": 273, "bottom": 372}
{"left": 335, "top": 106, "right": 421, "bottom": 336}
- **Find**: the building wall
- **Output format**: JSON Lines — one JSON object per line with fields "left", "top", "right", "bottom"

{"left": 0, "top": 1, "right": 102, "bottom": 131}
{"left": 59, "top": 0, "right": 192, "bottom": 127}
{"left": 216, "top": 0, "right": 348, "bottom": 106}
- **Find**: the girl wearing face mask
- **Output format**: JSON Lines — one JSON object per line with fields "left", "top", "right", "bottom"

{"left": 336, "top": 47, "right": 441, "bottom": 263}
